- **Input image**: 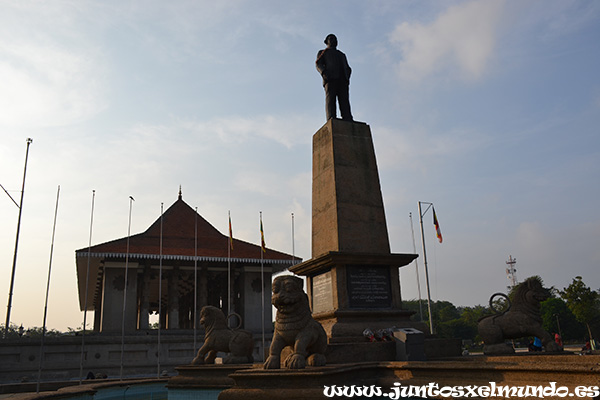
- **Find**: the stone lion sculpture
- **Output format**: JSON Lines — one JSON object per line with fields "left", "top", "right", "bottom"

{"left": 478, "top": 277, "right": 561, "bottom": 355}
{"left": 264, "top": 275, "right": 328, "bottom": 369}
{"left": 191, "top": 305, "right": 254, "bottom": 365}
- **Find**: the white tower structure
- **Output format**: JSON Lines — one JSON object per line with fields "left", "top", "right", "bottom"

{"left": 506, "top": 255, "right": 518, "bottom": 291}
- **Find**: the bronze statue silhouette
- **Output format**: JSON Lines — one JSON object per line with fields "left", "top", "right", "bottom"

{"left": 316, "top": 34, "right": 353, "bottom": 121}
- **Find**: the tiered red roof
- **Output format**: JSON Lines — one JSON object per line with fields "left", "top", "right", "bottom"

{"left": 75, "top": 194, "right": 299, "bottom": 263}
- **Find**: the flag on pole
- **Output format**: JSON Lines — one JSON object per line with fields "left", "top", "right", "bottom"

{"left": 260, "top": 214, "right": 266, "bottom": 253}
{"left": 433, "top": 207, "right": 442, "bottom": 243}
{"left": 228, "top": 212, "right": 234, "bottom": 250}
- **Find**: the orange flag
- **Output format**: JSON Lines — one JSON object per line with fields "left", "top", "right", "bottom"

{"left": 433, "top": 207, "right": 442, "bottom": 244}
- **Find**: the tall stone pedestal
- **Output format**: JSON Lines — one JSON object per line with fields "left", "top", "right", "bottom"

{"left": 290, "top": 119, "right": 421, "bottom": 346}
{"left": 311, "top": 119, "right": 390, "bottom": 257}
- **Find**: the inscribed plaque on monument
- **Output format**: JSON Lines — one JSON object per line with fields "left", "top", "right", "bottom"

{"left": 346, "top": 265, "right": 392, "bottom": 308}
{"left": 311, "top": 270, "right": 334, "bottom": 314}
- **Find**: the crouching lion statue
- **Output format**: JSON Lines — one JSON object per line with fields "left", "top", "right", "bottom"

{"left": 478, "top": 276, "right": 561, "bottom": 355}
{"left": 264, "top": 275, "right": 327, "bottom": 369}
{"left": 191, "top": 305, "right": 254, "bottom": 365}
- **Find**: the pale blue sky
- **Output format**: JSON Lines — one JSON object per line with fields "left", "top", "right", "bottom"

{"left": 1, "top": 0, "right": 599, "bottom": 330}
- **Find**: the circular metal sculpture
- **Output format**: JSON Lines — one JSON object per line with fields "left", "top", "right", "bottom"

{"left": 227, "top": 311, "right": 243, "bottom": 330}
{"left": 488, "top": 292, "right": 511, "bottom": 314}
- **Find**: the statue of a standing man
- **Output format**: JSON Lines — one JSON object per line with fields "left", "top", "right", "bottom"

{"left": 316, "top": 34, "right": 353, "bottom": 122}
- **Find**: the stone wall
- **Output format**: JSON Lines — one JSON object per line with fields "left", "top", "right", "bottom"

{"left": 0, "top": 332, "right": 270, "bottom": 384}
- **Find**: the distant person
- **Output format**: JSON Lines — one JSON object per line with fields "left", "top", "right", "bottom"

{"left": 316, "top": 34, "right": 353, "bottom": 121}
{"left": 533, "top": 337, "right": 542, "bottom": 351}
{"left": 554, "top": 333, "right": 563, "bottom": 349}
{"left": 582, "top": 340, "right": 591, "bottom": 353}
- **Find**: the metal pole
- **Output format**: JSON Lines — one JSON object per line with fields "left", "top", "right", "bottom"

{"left": 120, "top": 196, "right": 134, "bottom": 380}
{"left": 79, "top": 190, "right": 95, "bottom": 384}
{"left": 227, "top": 211, "right": 231, "bottom": 318}
{"left": 193, "top": 207, "right": 198, "bottom": 352}
{"left": 260, "top": 212, "right": 265, "bottom": 361}
{"left": 36, "top": 185, "right": 60, "bottom": 392}
{"left": 291, "top": 213, "right": 295, "bottom": 266}
{"left": 418, "top": 202, "right": 434, "bottom": 334}
{"left": 554, "top": 313, "right": 563, "bottom": 340}
{"left": 157, "top": 203, "right": 163, "bottom": 378}
{"left": 4, "top": 138, "right": 33, "bottom": 337}
{"left": 409, "top": 212, "right": 424, "bottom": 322}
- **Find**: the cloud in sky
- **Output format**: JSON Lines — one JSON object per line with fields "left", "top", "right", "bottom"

{"left": 183, "top": 114, "right": 316, "bottom": 149}
{"left": 33, "top": 114, "right": 314, "bottom": 204}
{"left": 0, "top": 2, "right": 107, "bottom": 128}
{"left": 388, "top": 0, "right": 505, "bottom": 81}
{"left": 375, "top": 124, "right": 492, "bottom": 174}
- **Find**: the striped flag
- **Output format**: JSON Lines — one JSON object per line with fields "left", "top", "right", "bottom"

{"left": 228, "top": 212, "right": 233, "bottom": 250}
{"left": 260, "top": 214, "right": 266, "bottom": 253}
{"left": 433, "top": 207, "right": 442, "bottom": 243}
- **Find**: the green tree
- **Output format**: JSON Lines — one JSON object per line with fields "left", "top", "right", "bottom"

{"left": 436, "top": 317, "right": 477, "bottom": 340}
{"left": 0, "top": 323, "right": 23, "bottom": 339}
{"left": 402, "top": 299, "right": 426, "bottom": 322}
{"left": 540, "top": 297, "right": 585, "bottom": 341}
{"left": 460, "top": 305, "right": 489, "bottom": 326}
{"left": 437, "top": 301, "right": 460, "bottom": 322}
{"left": 426, "top": 300, "right": 460, "bottom": 330}
{"left": 0, "top": 324, "right": 62, "bottom": 338}
{"left": 560, "top": 276, "right": 600, "bottom": 344}
{"left": 403, "top": 300, "right": 490, "bottom": 341}
{"left": 20, "top": 326, "right": 63, "bottom": 338}
{"left": 460, "top": 305, "right": 490, "bottom": 342}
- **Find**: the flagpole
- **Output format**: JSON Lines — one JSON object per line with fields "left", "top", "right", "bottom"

{"left": 120, "top": 196, "right": 134, "bottom": 380}
{"left": 4, "top": 138, "right": 33, "bottom": 338}
{"left": 194, "top": 207, "right": 198, "bottom": 353}
{"left": 228, "top": 211, "right": 231, "bottom": 318}
{"left": 418, "top": 201, "right": 434, "bottom": 334}
{"left": 260, "top": 211, "right": 265, "bottom": 361}
{"left": 291, "top": 213, "right": 295, "bottom": 266}
{"left": 409, "top": 212, "right": 424, "bottom": 322}
{"left": 157, "top": 203, "right": 163, "bottom": 378}
{"left": 79, "top": 190, "right": 95, "bottom": 384}
{"left": 36, "top": 185, "right": 60, "bottom": 393}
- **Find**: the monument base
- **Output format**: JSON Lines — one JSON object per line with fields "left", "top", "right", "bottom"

{"left": 290, "top": 251, "right": 422, "bottom": 343}
{"left": 315, "top": 309, "right": 421, "bottom": 343}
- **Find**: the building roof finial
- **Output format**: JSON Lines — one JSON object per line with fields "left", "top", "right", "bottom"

{"left": 178, "top": 185, "right": 182, "bottom": 200}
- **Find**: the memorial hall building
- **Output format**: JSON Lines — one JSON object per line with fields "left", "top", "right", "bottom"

{"left": 75, "top": 191, "right": 300, "bottom": 335}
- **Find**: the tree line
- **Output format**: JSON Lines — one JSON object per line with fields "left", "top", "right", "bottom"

{"left": 403, "top": 275, "right": 600, "bottom": 344}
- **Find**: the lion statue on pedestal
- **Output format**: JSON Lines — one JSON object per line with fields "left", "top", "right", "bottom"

{"left": 191, "top": 305, "right": 254, "bottom": 365}
{"left": 478, "top": 276, "right": 561, "bottom": 355}
{"left": 264, "top": 275, "right": 327, "bottom": 369}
